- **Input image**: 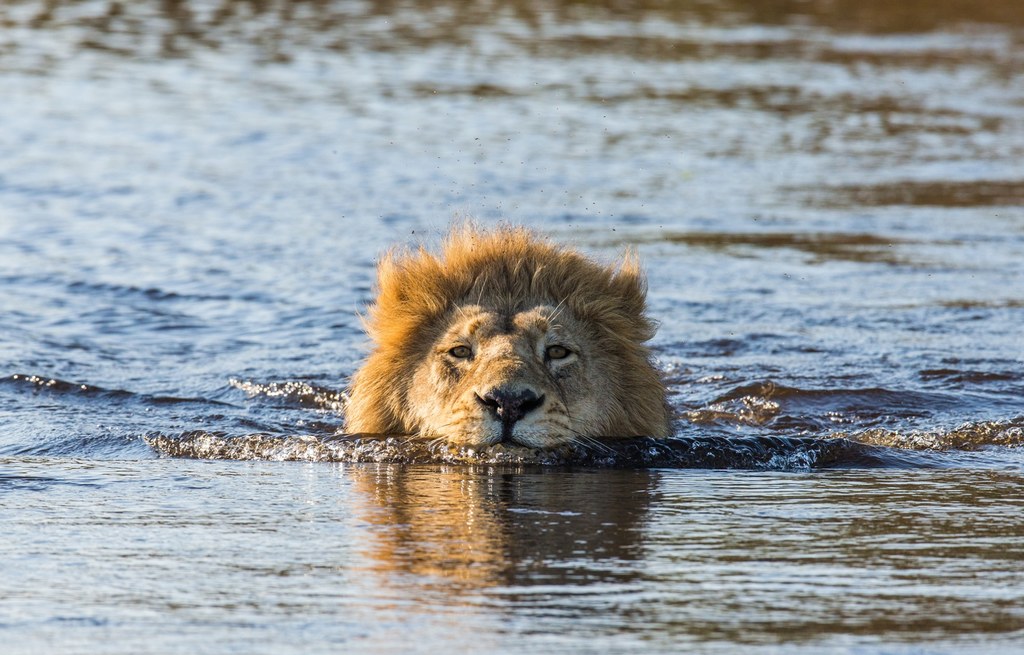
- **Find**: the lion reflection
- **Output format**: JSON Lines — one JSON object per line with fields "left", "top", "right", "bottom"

{"left": 349, "top": 465, "right": 657, "bottom": 593}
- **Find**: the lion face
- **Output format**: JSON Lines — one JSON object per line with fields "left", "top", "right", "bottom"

{"left": 406, "top": 304, "right": 602, "bottom": 448}
{"left": 345, "top": 226, "right": 671, "bottom": 448}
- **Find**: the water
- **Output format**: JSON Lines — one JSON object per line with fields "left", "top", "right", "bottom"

{"left": 1, "top": 0, "right": 1023, "bottom": 652}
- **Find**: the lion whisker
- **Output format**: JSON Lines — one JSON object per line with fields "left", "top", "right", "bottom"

{"left": 557, "top": 405, "right": 613, "bottom": 454}
{"left": 427, "top": 436, "right": 449, "bottom": 449}
{"left": 567, "top": 430, "right": 615, "bottom": 455}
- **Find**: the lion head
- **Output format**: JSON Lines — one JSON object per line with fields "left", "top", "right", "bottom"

{"left": 345, "top": 226, "right": 671, "bottom": 448}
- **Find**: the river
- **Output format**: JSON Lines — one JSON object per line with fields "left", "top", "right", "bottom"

{"left": 1, "top": 1, "right": 1022, "bottom": 653}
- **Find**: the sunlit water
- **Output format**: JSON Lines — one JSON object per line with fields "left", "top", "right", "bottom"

{"left": 1, "top": 1, "right": 1023, "bottom": 653}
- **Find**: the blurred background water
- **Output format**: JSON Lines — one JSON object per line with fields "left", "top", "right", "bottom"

{"left": 1, "top": 1, "right": 1023, "bottom": 653}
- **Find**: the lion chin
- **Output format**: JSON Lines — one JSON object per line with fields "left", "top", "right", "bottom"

{"left": 344, "top": 225, "right": 672, "bottom": 449}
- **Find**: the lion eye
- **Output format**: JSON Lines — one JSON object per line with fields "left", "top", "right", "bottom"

{"left": 448, "top": 345, "right": 473, "bottom": 359}
{"left": 546, "top": 345, "right": 571, "bottom": 360}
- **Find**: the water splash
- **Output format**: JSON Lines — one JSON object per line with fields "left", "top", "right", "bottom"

{"left": 841, "top": 418, "right": 1024, "bottom": 451}
{"left": 228, "top": 378, "right": 347, "bottom": 412}
{"left": 144, "top": 431, "right": 935, "bottom": 470}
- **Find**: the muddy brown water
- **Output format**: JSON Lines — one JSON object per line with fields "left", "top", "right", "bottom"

{"left": 1, "top": 1, "right": 1023, "bottom": 653}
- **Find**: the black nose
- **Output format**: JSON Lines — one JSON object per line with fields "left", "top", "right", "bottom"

{"left": 476, "top": 388, "right": 545, "bottom": 425}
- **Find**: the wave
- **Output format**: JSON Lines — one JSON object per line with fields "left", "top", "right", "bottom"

{"left": 683, "top": 380, "right": 1013, "bottom": 430}
{"left": 3, "top": 374, "right": 235, "bottom": 407}
{"left": 143, "top": 425, "right": 1024, "bottom": 470}
{"left": 64, "top": 280, "right": 273, "bottom": 304}
{"left": 837, "top": 418, "right": 1024, "bottom": 451}
{"left": 228, "top": 378, "right": 347, "bottom": 412}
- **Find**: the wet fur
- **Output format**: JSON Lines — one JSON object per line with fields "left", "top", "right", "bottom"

{"left": 345, "top": 225, "right": 671, "bottom": 446}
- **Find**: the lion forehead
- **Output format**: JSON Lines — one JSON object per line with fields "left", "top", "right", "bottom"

{"left": 441, "top": 304, "right": 570, "bottom": 342}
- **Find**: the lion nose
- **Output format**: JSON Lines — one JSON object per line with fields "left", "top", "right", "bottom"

{"left": 476, "top": 387, "right": 545, "bottom": 425}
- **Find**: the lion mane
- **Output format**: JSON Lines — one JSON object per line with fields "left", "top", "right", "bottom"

{"left": 345, "top": 225, "right": 671, "bottom": 445}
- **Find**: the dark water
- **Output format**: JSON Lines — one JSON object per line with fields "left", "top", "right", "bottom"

{"left": 2, "top": 1, "right": 1023, "bottom": 653}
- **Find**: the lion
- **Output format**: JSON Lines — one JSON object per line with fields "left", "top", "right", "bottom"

{"left": 344, "top": 225, "right": 671, "bottom": 448}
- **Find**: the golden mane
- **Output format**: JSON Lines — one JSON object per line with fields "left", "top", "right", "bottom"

{"left": 345, "top": 225, "right": 669, "bottom": 438}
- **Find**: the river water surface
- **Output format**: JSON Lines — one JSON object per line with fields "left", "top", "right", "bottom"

{"left": 1, "top": 1, "right": 1023, "bottom": 653}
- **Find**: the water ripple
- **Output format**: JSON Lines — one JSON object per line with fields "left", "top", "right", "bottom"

{"left": 143, "top": 429, "right": 1022, "bottom": 470}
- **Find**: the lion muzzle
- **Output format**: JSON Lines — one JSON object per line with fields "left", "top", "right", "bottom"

{"left": 475, "top": 386, "right": 545, "bottom": 442}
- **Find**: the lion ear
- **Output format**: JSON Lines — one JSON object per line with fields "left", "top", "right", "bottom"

{"left": 611, "top": 248, "right": 649, "bottom": 312}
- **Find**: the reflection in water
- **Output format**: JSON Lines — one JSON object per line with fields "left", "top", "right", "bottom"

{"left": 349, "top": 466, "right": 654, "bottom": 596}
{"left": 337, "top": 466, "right": 1024, "bottom": 646}
{"left": 643, "top": 469, "right": 1024, "bottom": 645}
